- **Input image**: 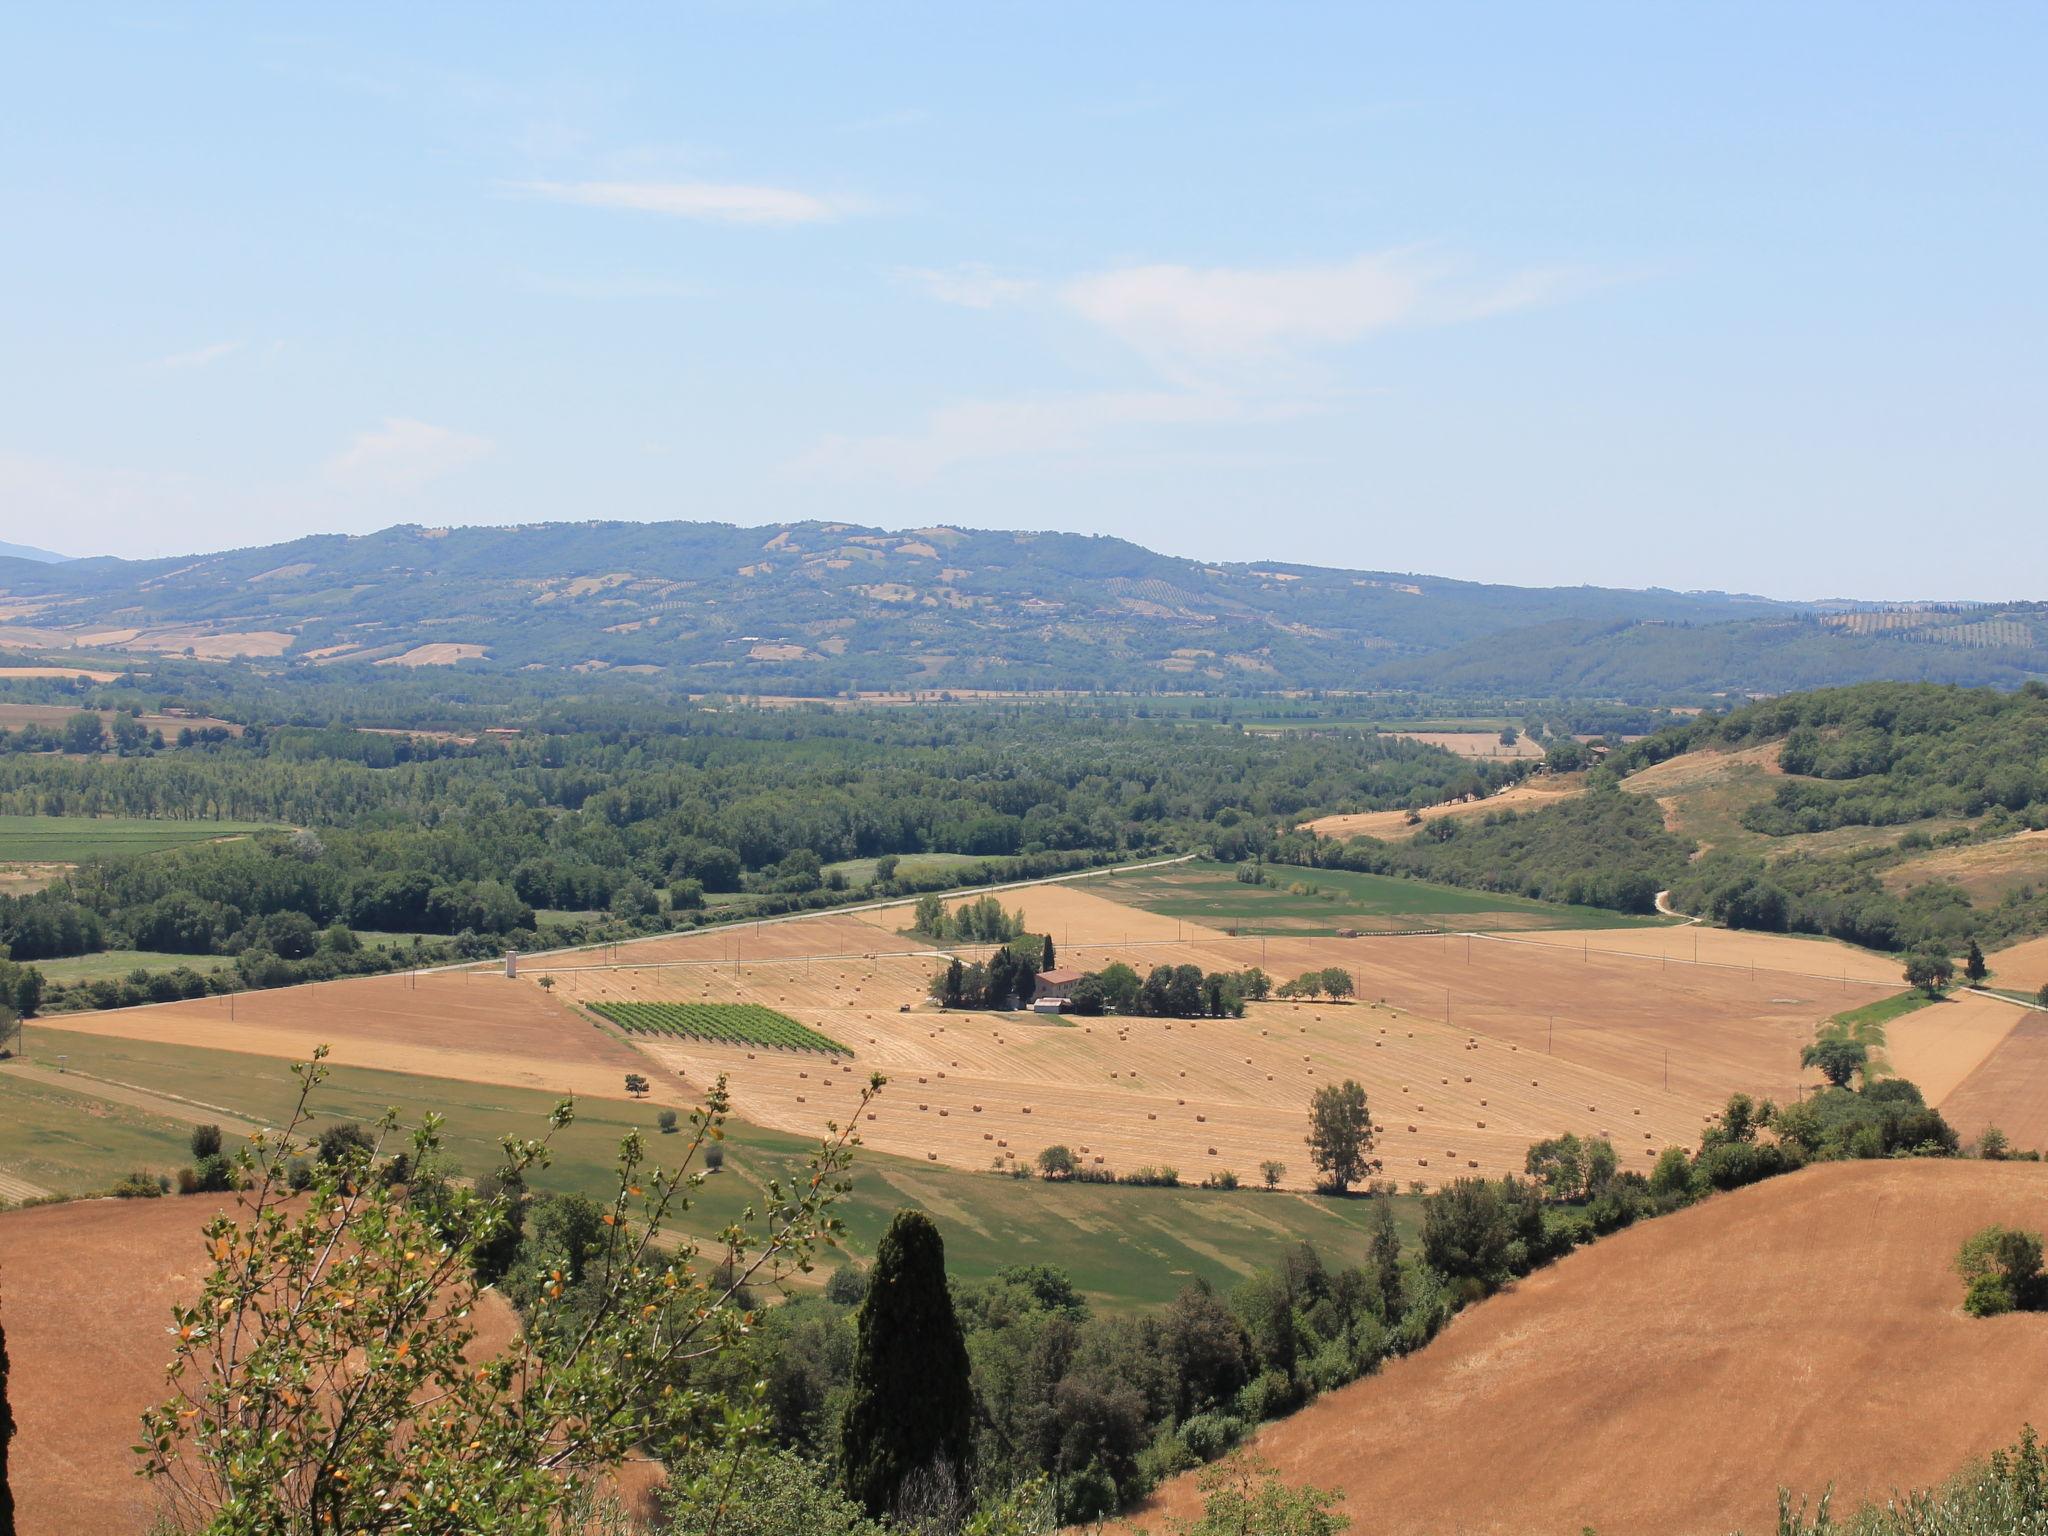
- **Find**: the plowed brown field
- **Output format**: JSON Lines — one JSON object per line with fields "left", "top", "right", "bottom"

{"left": 0, "top": 1194, "right": 521, "bottom": 1536}
{"left": 1129, "top": 1160, "right": 2048, "bottom": 1536}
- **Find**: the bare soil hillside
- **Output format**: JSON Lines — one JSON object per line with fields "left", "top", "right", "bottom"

{"left": 1131, "top": 1160, "right": 2048, "bottom": 1536}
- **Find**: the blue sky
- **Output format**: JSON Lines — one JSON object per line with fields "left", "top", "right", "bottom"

{"left": 2, "top": 4, "right": 2042, "bottom": 598}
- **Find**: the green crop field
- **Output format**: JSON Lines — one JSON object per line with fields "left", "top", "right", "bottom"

{"left": 0, "top": 814, "right": 277, "bottom": 862}
{"left": 821, "top": 851, "right": 991, "bottom": 887}
{"left": 1092, "top": 859, "right": 1671, "bottom": 936}
{"left": 589, "top": 1001, "right": 850, "bottom": 1055}
{"left": 27, "top": 949, "right": 230, "bottom": 983}
{"left": 0, "top": 1029, "right": 1420, "bottom": 1309}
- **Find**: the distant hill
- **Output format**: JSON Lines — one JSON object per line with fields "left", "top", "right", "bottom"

{"left": 0, "top": 519, "right": 2041, "bottom": 695}
{"left": 0, "top": 539, "right": 70, "bottom": 563}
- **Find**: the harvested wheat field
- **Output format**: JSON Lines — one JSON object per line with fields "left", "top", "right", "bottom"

{"left": 1883, "top": 993, "right": 2030, "bottom": 1105}
{"left": 1386, "top": 730, "right": 1546, "bottom": 759}
{"left": 0, "top": 1194, "right": 523, "bottom": 1536}
{"left": 541, "top": 916, "right": 1885, "bottom": 1187}
{"left": 534, "top": 910, "right": 919, "bottom": 970}
{"left": 1941, "top": 1014, "right": 2048, "bottom": 1154}
{"left": 1492, "top": 923, "right": 1902, "bottom": 983}
{"left": 1128, "top": 1160, "right": 2048, "bottom": 1536}
{"left": 43, "top": 970, "right": 677, "bottom": 1103}
{"left": 1989, "top": 933, "right": 2048, "bottom": 995}
{"left": 948, "top": 879, "right": 1216, "bottom": 946}
{"left": 1302, "top": 774, "right": 1586, "bottom": 842}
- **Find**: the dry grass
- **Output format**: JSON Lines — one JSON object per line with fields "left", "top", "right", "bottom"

{"left": 375, "top": 642, "right": 490, "bottom": 667}
{"left": 1127, "top": 1160, "right": 2048, "bottom": 1536}
{"left": 1882, "top": 829, "right": 2048, "bottom": 903}
{"left": 1302, "top": 775, "right": 1587, "bottom": 842}
{"left": 1387, "top": 730, "right": 1546, "bottom": 759}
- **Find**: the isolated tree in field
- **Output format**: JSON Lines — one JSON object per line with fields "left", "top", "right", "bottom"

{"left": 657, "top": 1108, "right": 679, "bottom": 1134}
{"left": 137, "top": 1048, "right": 877, "bottom": 1535}
{"left": 189, "top": 1124, "right": 222, "bottom": 1160}
{"left": 624, "top": 1072, "right": 650, "bottom": 1097}
{"left": 841, "top": 1210, "right": 973, "bottom": 1517}
{"left": 1036, "top": 1145, "right": 1076, "bottom": 1180}
{"left": 1801, "top": 1038, "right": 1869, "bottom": 1090}
{"left": 1260, "top": 1159, "right": 1286, "bottom": 1190}
{"left": 1962, "top": 939, "right": 1987, "bottom": 984}
{"left": 1957, "top": 1223, "right": 2047, "bottom": 1316}
{"left": 1305, "top": 1079, "right": 1377, "bottom": 1192}
{"left": 536, "top": 974, "right": 555, "bottom": 992}
{"left": 1904, "top": 950, "right": 1954, "bottom": 998}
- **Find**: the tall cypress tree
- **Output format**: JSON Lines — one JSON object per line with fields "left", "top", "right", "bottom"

{"left": 1, "top": 1295, "right": 15, "bottom": 1536}
{"left": 840, "top": 1210, "right": 973, "bottom": 1516}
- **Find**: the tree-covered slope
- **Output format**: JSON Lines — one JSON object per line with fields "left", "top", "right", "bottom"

{"left": 1291, "top": 683, "right": 2048, "bottom": 955}
{"left": 3, "top": 519, "right": 2040, "bottom": 695}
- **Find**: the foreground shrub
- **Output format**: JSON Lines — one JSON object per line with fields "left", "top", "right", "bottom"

{"left": 1769, "top": 1425, "right": 2048, "bottom": 1534}
{"left": 137, "top": 1046, "right": 877, "bottom": 1534}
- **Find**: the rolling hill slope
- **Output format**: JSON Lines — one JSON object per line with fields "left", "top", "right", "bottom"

{"left": 1, "top": 519, "right": 2042, "bottom": 693}
{"left": 1133, "top": 1159, "right": 2048, "bottom": 1536}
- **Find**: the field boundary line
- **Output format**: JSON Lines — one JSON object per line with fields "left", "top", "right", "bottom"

{"left": 1469, "top": 929, "right": 1900, "bottom": 988}
{"left": 1960, "top": 986, "right": 2048, "bottom": 1013}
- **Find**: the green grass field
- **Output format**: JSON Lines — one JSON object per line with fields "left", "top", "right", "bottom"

{"left": 1092, "top": 859, "right": 1671, "bottom": 936}
{"left": 821, "top": 851, "right": 991, "bottom": 887}
{"left": 0, "top": 814, "right": 277, "bottom": 862}
{"left": 1, "top": 1028, "right": 1419, "bottom": 1308}
{"left": 27, "top": 950, "right": 229, "bottom": 983}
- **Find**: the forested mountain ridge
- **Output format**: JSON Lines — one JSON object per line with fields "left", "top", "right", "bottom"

{"left": 2, "top": 519, "right": 2042, "bottom": 695}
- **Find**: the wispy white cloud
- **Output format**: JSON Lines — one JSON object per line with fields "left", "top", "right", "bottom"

{"left": 323, "top": 418, "right": 492, "bottom": 490}
{"left": 894, "top": 263, "right": 1040, "bottom": 310}
{"left": 1059, "top": 250, "right": 1578, "bottom": 371}
{"left": 816, "top": 248, "right": 1586, "bottom": 482}
{"left": 510, "top": 178, "right": 850, "bottom": 226}
{"left": 145, "top": 340, "right": 244, "bottom": 371}
{"left": 794, "top": 390, "right": 1296, "bottom": 483}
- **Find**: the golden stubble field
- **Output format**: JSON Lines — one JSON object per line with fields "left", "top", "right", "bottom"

{"left": 53, "top": 878, "right": 2034, "bottom": 1185}
{"left": 535, "top": 887, "right": 1919, "bottom": 1188}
